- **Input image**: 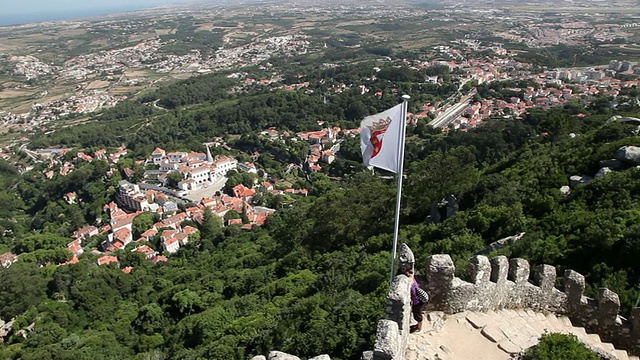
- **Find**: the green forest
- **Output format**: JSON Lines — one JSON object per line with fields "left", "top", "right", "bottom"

{"left": 4, "top": 56, "right": 640, "bottom": 360}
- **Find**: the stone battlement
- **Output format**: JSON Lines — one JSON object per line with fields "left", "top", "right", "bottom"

{"left": 366, "top": 244, "right": 640, "bottom": 360}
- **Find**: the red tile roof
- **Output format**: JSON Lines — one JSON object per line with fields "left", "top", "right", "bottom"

{"left": 232, "top": 184, "right": 256, "bottom": 198}
{"left": 152, "top": 255, "right": 167, "bottom": 264}
{"left": 97, "top": 256, "right": 118, "bottom": 266}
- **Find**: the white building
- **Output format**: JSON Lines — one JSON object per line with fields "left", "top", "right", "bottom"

{"left": 167, "top": 152, "right": 188, "bottom": 164}
{"left": 160, "top": 160, "right": 179, "bottom": 172}
{"left": 116, "top": 180, "right": 150, "bottom": 211}
{"left": 214, "top": 156, "right": 238, "bottom": 177}
{"left": 151, "top": 148, "right": 166, "bottom": 165}
{"left": 188, "top": 166, "right": 211, "bottom": 184}
{"left": 163, "top": 237, "right": 180, "bottom": 253}
{"left": 237, "top": 162, "right": 258, "bottom": 174}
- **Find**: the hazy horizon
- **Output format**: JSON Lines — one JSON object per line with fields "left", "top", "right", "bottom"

{"left": 0, "top": 0, "right": 199, "bottom": 26}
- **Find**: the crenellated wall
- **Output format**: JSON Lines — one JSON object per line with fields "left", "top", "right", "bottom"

{"left": 365, "top": 244, "right": 640, "bottom": 360}
{"left": 364, "top": 244, "right": 415, "bottom": 360}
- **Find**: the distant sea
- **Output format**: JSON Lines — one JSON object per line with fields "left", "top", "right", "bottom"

{"left": 0, "top": 5, "right": 171, "bottom": 26}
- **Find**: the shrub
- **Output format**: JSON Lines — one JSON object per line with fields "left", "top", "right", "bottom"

{"left": 522, "top": 333, "right": 600, "bottom": 360}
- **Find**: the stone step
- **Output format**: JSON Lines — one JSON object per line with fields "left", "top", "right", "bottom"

{"left": 497, "top": 338, "right": 522, "bottom": 355}
{"left": 544, "top": 313, "right": 570, "bottom": 333}
{"left": 569, "top": 326, "right": 588, "bottom": 339}
{"left": 524, "top": 313, "right": 564, "bottom": 335}
{"left": 513, "top": 313, "right": 626, "bottom": 358}
{"left": 598, "top": 341, "right": 616, "bottom": 353}
{"left": 614, "top": 349, "right": 630, "bottom": 360}
{"left": 410, "top": 310, "right": 638, "bottom": 360}
{"left": 558, "top": 316, "right": 573, "bottom": 327}
{"left": 585, "top": 333, "right": 602, "bottom": 345}
{"left": 516, "top": 311, "right": 543, "bottom": 330}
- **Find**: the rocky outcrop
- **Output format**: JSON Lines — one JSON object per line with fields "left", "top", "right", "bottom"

{"left": 569, "top": 175, "right": 593, "bottom": 188}
{"left": 251, "top": 351, "right": 330, "bottom": 360}
{"left": 596, "top": 167, "right": 612, "bottom": 178}
{"left": 600, "top": 159, "right": 626, "bottom": 171}
{"left": 0, "top": 318, "right": 15, "bottom": 343}
{"left": 615, "top": 146, "right": 640, "bottom": 165}
{"left": 606, "top": 115, "right": 640, "bottom": 125}
{"left": 475, "top": 232, "right": 525, "bottom": 255}
{"left": 268, "top": 351, "right": 300, "bottom": 360}
{"left": 426, "top": 195, "right": 458, "bottom": 224}
{"left": 309, "top": 355, "right": 331, "bottom": 360}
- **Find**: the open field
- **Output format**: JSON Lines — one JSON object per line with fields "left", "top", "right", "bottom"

{"left": 0, "top": 41, "right": 14, "bottom": 50}
{"left": 124, "top": 69, "right": 155, "bottom": 78}
{"left": 0, "top": 89, "right": 37, "bottom": 99}
{"left": 55, "top": 28, "right": 87, "bottom": 37}
{"left": 397, "top": 36, "right": 439, "bottom": 49}
{"left": 109, "top": 86, "right": 146, "bottom": 95}
{"left": 155, "top": 28, "right": 175, "bottom": 36}
{"left": 172, "top": 73, "right": 193, "bottom": 80}
{"left": 57, "top": 115, "right": 92, "bottom": 127}
{"left": 86, "top": 80, "right": 110, "bottom": 89}
{"left": 2, "top": 102, "right": 33, "bottom": 113}
{"left": 197, "top": 24, "right": 238, "bottom": 31}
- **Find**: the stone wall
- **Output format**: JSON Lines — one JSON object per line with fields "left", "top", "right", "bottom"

{"left": 364, "top": 244, "right": 415, "bottom": 360}
{"left": 423, "top": 253, "right": 640, "bottom": 352}
{"left": 365, "top": 244, "right": 640, "bottom": 360}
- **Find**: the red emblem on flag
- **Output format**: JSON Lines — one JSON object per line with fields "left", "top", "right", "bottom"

{"left": 370, "top": 129, "right": 386, "bottom": 158}
{"left": 367, "top": 116, "right": 392, "bottom": 159}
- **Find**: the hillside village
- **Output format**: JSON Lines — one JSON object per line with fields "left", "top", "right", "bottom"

{"left": 0, "top": 119, "right": 368, "bottom": 272}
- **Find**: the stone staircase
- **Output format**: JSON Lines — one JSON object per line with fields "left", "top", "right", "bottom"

{"left": 405, "top": 309, "right": 640, "bottom": 360}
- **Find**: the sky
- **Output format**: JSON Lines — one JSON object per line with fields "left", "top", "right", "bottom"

{"left": 0, "top": 0, "right": 197, "bottom": 25}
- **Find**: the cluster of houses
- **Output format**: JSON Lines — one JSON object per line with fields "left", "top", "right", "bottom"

{"left": 260, "top": 124, "right": 354, "bottom": 173}
{"left": 32, "top": 139, "right": 319, "bottom": 271}
{"left": 36, "top": 144, "right": 132, "bottom": 181}
{"left": 296, "top": 126, "right": 341, "bottom": 173}
{"left": 151, "top": 146, "right": 238, "bottom": 191}
{"left": 403, "top": 57, "right": 640, "bottom": 130}
{"left": 67, "top": 201, "right": 196, "bottom": 270}
{"left": 86, "top": 192, "right": 278, "bottom": 267}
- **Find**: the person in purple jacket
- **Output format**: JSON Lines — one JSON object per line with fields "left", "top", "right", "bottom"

{"left": 402, "top": 267, "right": 425, "bottom": 333}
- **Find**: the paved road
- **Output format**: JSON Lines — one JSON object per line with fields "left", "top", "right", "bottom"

{"left": 184, "top": 176, "right": 228, "bottom": 202}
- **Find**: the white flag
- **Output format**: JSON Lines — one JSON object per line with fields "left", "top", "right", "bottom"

{"left": 360, "top": 103, "right": 405, "bottom": 173}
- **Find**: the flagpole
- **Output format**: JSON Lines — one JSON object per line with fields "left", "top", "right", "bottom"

{"left": 389, "top": 95, "right": 410, "bottom": 284}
